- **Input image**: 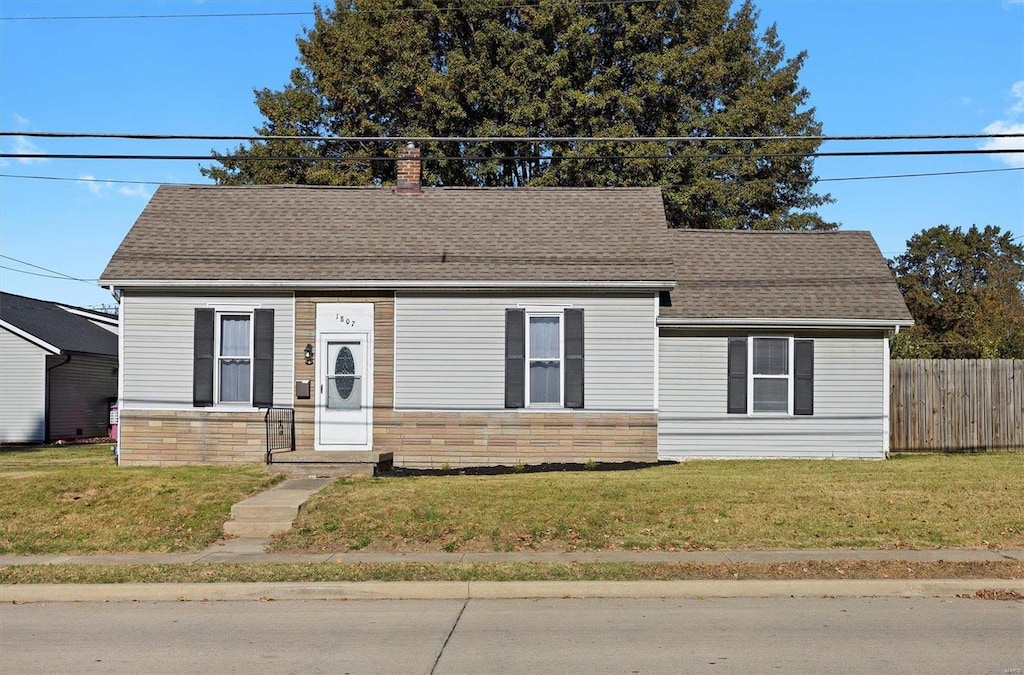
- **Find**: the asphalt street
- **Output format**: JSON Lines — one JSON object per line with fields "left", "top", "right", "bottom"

{"left": 3, "top": 597, "right": 1021, "bottom": 674}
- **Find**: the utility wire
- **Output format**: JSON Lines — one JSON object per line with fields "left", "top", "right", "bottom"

{"left": 0, "top": 174, "right": 185, "bottom": 186}
{"left": 814, "top": 166, "right": 1024, "bottom": 183}
{"left": 0, "top": 254, "right": 96, "bottom": 282}
{"left": 1, "top": 0, "right": 662, "bottom": 21}
{"left": 0, "top": 265, "right": 99, "bottom": 283}
{"left": 3, "top": 131, "right": 1021, "bottom": 143}
{"left": 3, "top": 166, "right": 1023, "bottom": 187}
{"left": 2, "top": 149, "right": 1022, "bottom": 161}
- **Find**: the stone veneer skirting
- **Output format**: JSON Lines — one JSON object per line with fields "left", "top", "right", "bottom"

{"left": 376, "top": 410, "right": 658, "bottom": 469}
{"left": 118, "top": 409, "right": 266, "bottom": 466}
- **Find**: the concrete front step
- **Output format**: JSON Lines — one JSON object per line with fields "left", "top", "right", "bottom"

{"left": 268, "top": 450, "right": 393, "bottom": 478}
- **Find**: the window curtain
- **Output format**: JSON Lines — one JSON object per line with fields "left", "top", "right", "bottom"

{"left": 219, "top": 316, "right": 250, "bottom": 402}
{"left": 529, "top": 317, "right": 560, "bottom": 403}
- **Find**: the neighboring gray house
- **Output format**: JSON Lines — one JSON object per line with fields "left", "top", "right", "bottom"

{"left": 99, "top": 146, "right": 912, "bottom": 469}
{"left": 0, "top": 292, "right": 119, "bottom": 443}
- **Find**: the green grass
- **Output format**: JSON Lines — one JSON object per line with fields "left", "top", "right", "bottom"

{"left": 2, "top": 560, "right": 1022, "bottom": 585}
{"left": 273, "top": 454, "right": 1024, "bottom": 553}
{"left": 0, "top": 445, "right": 282, "bottom": 554}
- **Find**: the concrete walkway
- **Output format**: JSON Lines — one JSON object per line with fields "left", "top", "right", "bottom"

{"left": 222, "top": 477, "right": 334, "bottom": 538}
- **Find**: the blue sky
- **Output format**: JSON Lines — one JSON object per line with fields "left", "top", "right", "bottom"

{"left": 1, "top": 0, "right": 1022, "bottom": 309}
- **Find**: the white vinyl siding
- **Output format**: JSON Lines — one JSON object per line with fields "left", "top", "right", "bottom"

{"left": 658, "top": 331, "right": 887, "bottom": 459}
{"left": 120, "top": 292, "right": 294, "bottom": 411}
{"left": 0, "top": 328, "right": 47, "bottom": 443}
{"left": 47, "top": 354, "right": 118, "bottom": 440}
{"left": 394, "top": 293, "right": 657, "bottom": 411}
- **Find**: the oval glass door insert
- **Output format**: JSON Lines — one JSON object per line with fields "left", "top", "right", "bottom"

{"left": 335, "top": 346, "right": 355, "bottom": 399}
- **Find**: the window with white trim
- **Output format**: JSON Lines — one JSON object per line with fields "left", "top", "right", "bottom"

{"left": 527, "top": 314, "right": 562, "bottom": 406}
{"left": 216, "top": 313, "right": 253, "bottom": 404}
{"left": 750, "top": 336, "right": 792, "bottom": 414}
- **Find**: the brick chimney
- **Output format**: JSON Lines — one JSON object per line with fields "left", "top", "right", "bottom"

{"left": 396, "top": 143, "right": 421, "bottom": 194}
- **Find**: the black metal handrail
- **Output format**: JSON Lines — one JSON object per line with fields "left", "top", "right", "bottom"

{"left": 264, "top": 407, "right": 296, "bottom": 464}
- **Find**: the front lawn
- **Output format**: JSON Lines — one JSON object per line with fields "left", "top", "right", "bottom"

{"left": 0, "top": 445, "right": 281, "bottom": 554}
{"left": 273, "top": 454, "right": 1024, "bottom": 553}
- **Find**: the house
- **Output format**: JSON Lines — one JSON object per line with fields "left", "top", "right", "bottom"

{"left": 0, "top": 292, "right": 119, "bottom": 444}
{"left": 99, "top": 146, "right": 912, "bottom": 469}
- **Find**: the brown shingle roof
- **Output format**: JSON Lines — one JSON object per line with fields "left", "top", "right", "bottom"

{"left": 661, "top": 229, "right": 913, "bottom": 322}
{"left": 101, "top": 185, "right": 674, "bottom": 284}
{"left": 102, "top": 184, "right": 911, "bottom": 323}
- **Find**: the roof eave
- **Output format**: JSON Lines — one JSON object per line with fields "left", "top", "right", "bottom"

{"left": 0, "top": 319, "right": 62, "bottom": 355}
{"left": 657, "top": 317, "right": 915, "bottom": 330}
{"left": 100, "top": 278, "right": 677, "bottom": 291}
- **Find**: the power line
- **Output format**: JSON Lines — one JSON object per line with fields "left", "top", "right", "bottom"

{"left": 3, "top": 165, "right": 1023, "bottom": 187}
{"left": 815, "top": 166, "right": 1024, "bottom": 183}
{"left": 0, "top": 265, "right": 99, "bottom": 283}
{"left": 0, "top": 10, "right": 310, "bottom": 21}
{"left": 3, "top": 131, "right": 1022, "bottom": 143}
{"left": 0, "top": 174, "right": 188, "bottom": 186}
{"left": 0, "top": 255, "right": 97, "bottom": 283}
{"left": 2, "top": 149, "right": 1022, "bottom": 162}
{"left": 0, "top": 0, "right": 662, "bottom": 21}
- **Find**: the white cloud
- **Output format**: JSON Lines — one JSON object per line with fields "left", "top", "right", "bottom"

{"left": 1010, "top": 80, "right": 1024, "bottom": 115}
{"left": 981, "top": 121, "right": 1024, "bottom": 168}
{"left": 980, "top": 81, "right": 1024, "bottom": 167}
{"left": 80, "top": 175, "right": 109, "bottom": 195}
{"left": 79, "top": 175, "right": 152, "bottom": 199}
{"left": 117, "top": 184, "right": 152, "bottom": 199}
{"left": 12, "top": 112, "right": 29, "bottom": 127}
{"left": 9, "top": 136, "right": 46, "bottom": 164}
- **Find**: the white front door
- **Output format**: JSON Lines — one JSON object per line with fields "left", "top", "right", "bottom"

{"left": 316, "top": 334, "right": 370, "bottom": 448}
{"left": 314, "top": 302, "right": 374, "bottom": 451}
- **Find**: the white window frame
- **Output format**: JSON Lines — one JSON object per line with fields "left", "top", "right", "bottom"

{"left": 525, "top": 312, "right": 564, "bottom": 408}
{"left": 215, "top": 312, "right": 254, "bottom": 406}
{"left": 748, "top": 335, "right": 794, "bottom": 416}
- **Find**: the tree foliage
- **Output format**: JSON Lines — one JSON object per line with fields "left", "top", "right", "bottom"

{"left": 203, "top": 0, "right": 834, "bottom": 229}
{"left": 890, "top": 225, "right": 1024, "bottom": 359}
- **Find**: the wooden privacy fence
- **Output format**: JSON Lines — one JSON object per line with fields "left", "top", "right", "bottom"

{"left": 890, "top": 359, "right": 1024, "bottom": 452}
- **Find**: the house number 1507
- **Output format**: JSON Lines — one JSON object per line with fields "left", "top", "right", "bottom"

{"left": 335, "top": 314, "right": 357, "bottom": 327}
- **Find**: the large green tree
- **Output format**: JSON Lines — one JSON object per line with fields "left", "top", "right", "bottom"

{"left": 204, "top": 0, "right": 834, "bottom": 229}
{"left": 890, "top": 225, "right": 1024, "bottom": 359}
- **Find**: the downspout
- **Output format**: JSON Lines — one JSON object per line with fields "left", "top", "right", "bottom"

{"left": 44, "top": 353, "right": 72, "bottom": 443}
{"left": 107, "top": 285, "right": 122, "bottom": 464}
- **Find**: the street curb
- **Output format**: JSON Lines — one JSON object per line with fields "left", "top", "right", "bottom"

{"left": 4, "top": 579, "right": 1023, "bottom": 603}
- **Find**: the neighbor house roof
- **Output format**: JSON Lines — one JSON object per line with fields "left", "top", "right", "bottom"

{"left": 659, "top": 229, "right": 913, "bottom": 325}
{"left": 101, "top": 185, "right": 675, "bottom": 287}
{"left": 0, "top": 292, "right": 118, "bottom": 356}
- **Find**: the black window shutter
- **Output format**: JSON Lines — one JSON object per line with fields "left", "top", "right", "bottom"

{"left": 727, "top": 337, "right": 747, "bottom": 414}
{"left": 564, "top": 308, "right": 584, "bottom": 409}
{"left": 253, "top": 309, "right": 275, "bottom": 408}
{"left": 193, "top": 308, "right": 215, "bottom": 407}
{"left": 505, "top": 309, "right": 525, "bottom": 408}
{"left": 794, "top": 339, "right": 814, "bottom": 416}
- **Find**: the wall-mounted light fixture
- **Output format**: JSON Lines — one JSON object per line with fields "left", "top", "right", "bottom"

{"left": 304, "top": 343, "right": 314, "bottom": 365}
